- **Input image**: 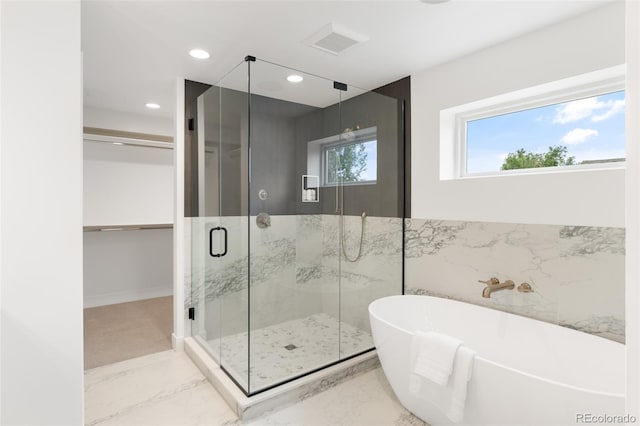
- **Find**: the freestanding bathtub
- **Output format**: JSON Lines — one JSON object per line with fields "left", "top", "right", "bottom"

{"left": 369, "top": 295, "right": 625, "bottom": 426}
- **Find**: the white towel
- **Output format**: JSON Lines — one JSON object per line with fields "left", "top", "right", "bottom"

{"left": 409, "top": 345, "right": 476, "bottom": 423}
{"left": 410, "top": 331, "right": 462, "bottom": 386}
{"left": 445, "top": 345, "right": 476, "bottom": 423}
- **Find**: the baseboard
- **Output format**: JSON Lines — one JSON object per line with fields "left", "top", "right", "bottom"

{"left": 172, "top": 333, "right": 184, "bottom": 351}
{"left": 84, "top": 286, "right": 173, "bottom": 308}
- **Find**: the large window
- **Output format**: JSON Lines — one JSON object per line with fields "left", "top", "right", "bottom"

{"left": 466, "top": 91, "right": 625, "bottom": 175}
{"left": 440, "top": 66, "right": 626, "bottom": 178}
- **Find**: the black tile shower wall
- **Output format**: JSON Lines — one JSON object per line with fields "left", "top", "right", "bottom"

{"left": 184, "top": 80, "right": 212, "bottom": 218}
{"left": 374, "top": 76, "right": 411, "bottom": 218}
{"left": 188, "top": 82, "right": 317, "bottom": 217}
{"left": 185, "top": 76, "right": 410, "bottom": 219}
{"left": 294, "top": 87, "right": 406, "bottom": 219}
{"left": 250, "top": 95, "right": 318, "bottom": 216}
{"left": 194, "top": 83, "right": 248, "bottom": 218}
{"left": 294, "top": 106, "right": 331, "bottom": 217}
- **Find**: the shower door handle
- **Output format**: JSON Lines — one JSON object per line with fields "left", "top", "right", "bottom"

{"left": 209, "top": 226, "right": 228, "bottom": 258}
{"left": 219, "top": 227, "right": 228, "bottom": 257}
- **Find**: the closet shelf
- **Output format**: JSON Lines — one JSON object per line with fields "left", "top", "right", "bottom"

{"left": 83, "top": 223, "right": 173, "bottom": 232}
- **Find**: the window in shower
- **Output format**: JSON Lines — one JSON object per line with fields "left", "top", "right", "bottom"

{"left": 323, "top": 139, "right": 377, "bottom": 185}
{"left": 307, "top": 126, "right": 378, "bottom": 186}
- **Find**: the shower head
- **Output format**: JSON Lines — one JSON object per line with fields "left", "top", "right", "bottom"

{"left": 342, "top": 125, "right": 360, "bottom": 141}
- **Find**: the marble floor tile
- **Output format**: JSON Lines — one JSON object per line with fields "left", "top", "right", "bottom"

{"left": 85, "top": 350, "right": 237, "bottom": 426}
{"left": 233, "top": 368, "right": 427, "bottom": 426}
{"left": 85, "top": 349, "right": 426, "bottom": 426}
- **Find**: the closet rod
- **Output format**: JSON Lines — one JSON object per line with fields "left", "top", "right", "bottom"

{"left": 83, "top": 127, "right": 174, "bottom": 150}
{"left": 84, "top": 127, "right": 173, "bottom": 143}
{"left": 83, "top": 224, "right": 173, "bottom": 232}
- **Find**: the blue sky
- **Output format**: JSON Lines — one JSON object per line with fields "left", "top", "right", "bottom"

{"left": 466, "top": 90, "right": 626, "bottom": 174}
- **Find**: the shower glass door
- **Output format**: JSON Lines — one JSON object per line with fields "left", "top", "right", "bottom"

{"left": 190, "top": 57, "right": 403, "bottom": 396}
{"left": 247, "top": 59, "right": 342, "bottom": 393}
{"left": 191, "top": 60, "right": 251, "bottom": 391}
{"left": 334, "top": 87, "right": 404, "bottom": 359}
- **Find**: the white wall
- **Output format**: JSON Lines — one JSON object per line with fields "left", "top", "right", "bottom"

{"left": 411, "top": 3, "right": 625, "bottom": 227}
{"left": 82, "top": 141, "right": 174, "bottom": 306}
{"left": 83, "top": 141, "right": 173, "bottom": 226}
{"left": 83, "top": 95, "right": 174, "bottom": 308}
{"left": 84, "top": 229, "right": 173, "bottom": 307}
{"left": 173, "top": 78, "right": 185, "bottom": 350}
{"left": 84, "top": 105, "right": 173, "bottom": 136}
{"left": 626, "top": 0, "right": 640, "bottom": 418}
{"left": 83, "top": 141, "right": 174, "bottom": 307}
{"left": 1, "top": 2, "right": 84, "bottom": 424}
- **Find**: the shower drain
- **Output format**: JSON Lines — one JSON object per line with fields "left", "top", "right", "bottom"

{"left": 284, "top": 344, "right": 297, "bottom": 351}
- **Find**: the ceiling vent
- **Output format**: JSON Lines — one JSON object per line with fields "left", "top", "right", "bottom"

{"left": 305, "top": 23, "right": 368, "bottom": 56}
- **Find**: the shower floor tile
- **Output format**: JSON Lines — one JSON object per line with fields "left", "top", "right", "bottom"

{"left": 206, "top": 313, "right": 372, "bottom": 392}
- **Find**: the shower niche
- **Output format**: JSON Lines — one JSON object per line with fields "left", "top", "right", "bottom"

{"left": 301, "top": 175, "right": 318, "bottom": 202}
{"left": 187, "top": 56, "right": 404, "bottom": 395}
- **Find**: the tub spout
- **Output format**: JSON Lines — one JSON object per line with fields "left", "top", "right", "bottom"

{"left": 479, "top": 278, "right": 515, "bottom": 298}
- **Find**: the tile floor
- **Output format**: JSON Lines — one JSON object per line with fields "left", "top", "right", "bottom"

{"left": 84, "top": 349, "right": 427, "bottom": 426}
{"left": 206, "top": 313, "right": 372, "bottom": 391}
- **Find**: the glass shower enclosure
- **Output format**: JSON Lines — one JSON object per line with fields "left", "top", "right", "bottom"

{"left": 189, "top": 56, "right": 404, "bottom": 395}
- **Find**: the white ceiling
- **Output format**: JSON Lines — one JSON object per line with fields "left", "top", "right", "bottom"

{"left": 82, "top": 0, "right": 612, "bottom": 120}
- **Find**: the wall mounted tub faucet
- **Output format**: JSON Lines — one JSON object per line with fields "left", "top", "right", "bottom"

{"left": 478, "top": 277, "right": 515, "bottom": 298}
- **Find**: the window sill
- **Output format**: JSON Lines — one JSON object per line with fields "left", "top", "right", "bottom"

{"left": 452, "top": 162, "right": 625, "bottom": 180}
{"left": 321, "top": 181, "right": 377, "bottom": 187}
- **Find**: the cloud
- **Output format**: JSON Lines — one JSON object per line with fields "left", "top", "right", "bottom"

{"left": 553, "top": 96, "right": 625, "bottom": 124}
{"left": 560, "top": 128, "right": 599, "bottom": 145}
{"left": 592, "top": 99, "right": 625, "bottom": 122}
{"left": 553, "top": 98, "right": 604, "bottom": 124}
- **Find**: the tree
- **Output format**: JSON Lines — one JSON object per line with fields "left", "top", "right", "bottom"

{"left": 327, "top": 143, "right": 368, "bottom": 183}
{"left": 501, "top": 145, "right": 576, "bottom": 170}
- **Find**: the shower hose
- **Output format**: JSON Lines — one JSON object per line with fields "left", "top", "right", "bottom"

{"left": 341, "top": 211, "right": 366, "bottom": 262}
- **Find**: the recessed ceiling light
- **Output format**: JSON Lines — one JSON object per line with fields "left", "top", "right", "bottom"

{"left": 287, "top": 75, "right": 304, "bottom": 83}
{"left": 189, "top": 49, "right": 210, "bottom": 59}
{"left": 145, "top": 103, "right": 160, "bottom": 109}
{"left": 113, "top": 142, "right": 123, "bottom": 146}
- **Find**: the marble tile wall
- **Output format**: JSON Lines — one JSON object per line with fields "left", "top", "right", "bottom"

{"left": 320, "top": 215, "right": 403, "bottom": 332}
{"left": 187, "top": 216, "right": 315, "bottom": 341}
{"left": 405, "top": 218, "right": 625, "bottom": 343}
{"left": 185, "top": 214, "right": 403, "bottom": 345}
{"left": 187, "top": 216, "right": 251, "bottom": 343}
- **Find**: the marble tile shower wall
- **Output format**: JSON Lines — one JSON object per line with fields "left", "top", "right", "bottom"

{"left": 186, "top": 215, "right": 402, "bottom": 339}
{"left": 405, "top": 218, "right": 625, "bottom": 343}
{"left": 321, "top": 215, "right": 403, "bottom": 331}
